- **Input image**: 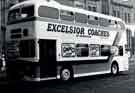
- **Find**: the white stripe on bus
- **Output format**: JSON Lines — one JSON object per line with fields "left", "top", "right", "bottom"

{"left": 74, "top": 71, "right": 110, "bottom": 78}
{"left": 24, "top": 76, "right": 56, "bottom": 81}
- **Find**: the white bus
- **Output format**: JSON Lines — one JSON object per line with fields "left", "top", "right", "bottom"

{"left": 6, "top": 0, "right": 129, "bottom": 81}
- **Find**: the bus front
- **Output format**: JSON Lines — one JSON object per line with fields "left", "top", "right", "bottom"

{"left": 6, "top": 3, "right": 39, "bottom": 80}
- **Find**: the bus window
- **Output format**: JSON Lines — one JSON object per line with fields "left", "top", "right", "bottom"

{"left": 108, "top": 20, "right": 117, "bottom": 28}
{"left": 119, "top": 46, "right": 123, "bottom": 56}
{"left": 89, "top": 44, "right": 100, "bottom": 57}
{"left": 99, "top": 18, "right": 109, "bottom": 27}
{"left": 117, "top": 21, "right": 125, "bottom": 30}
{"left": 60, "top": 10, "right": 74, "bottom": 21}
{"left": 8, "top": 8, "right": 20, "bottom": 23}
{"left": 62, "top": 43, "right": 75, "bottom": 57}
{"left": 101, "top": 45, "right": 111, "bottom": 56}
{"left": 38, "top": 6, "right": 59, "bottom": 19}
{"left": 88, "top": 15, "right": 99, "bottom": 25}
{"left": 8, "top": 5, "right": 34, "bottom": 23}
{"left": 75, "top": 13, "right": 87, "bottom": 24}
{"left": 21, "top": 5, "right": 34, "bottom": 18}
{"left": 76, "top": 44, "right": 89, "bottom": 57}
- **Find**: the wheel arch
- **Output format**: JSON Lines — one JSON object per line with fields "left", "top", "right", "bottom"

{"left": 59, "top": 63, "right": 74, "bottom": 81}
{"left": 111, "top": 60, "right": 119, "bottom": 69}
{"left": 111, "top": 60, "right": 119, "bottom": 75}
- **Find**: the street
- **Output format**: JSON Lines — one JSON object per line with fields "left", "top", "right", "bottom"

{"left": 0, "top": 62, "right": 134, "bottom": 93}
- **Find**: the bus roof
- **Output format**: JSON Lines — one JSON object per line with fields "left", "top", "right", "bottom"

{"left": 10, "top": 0, "right": 123, "bottom": 22}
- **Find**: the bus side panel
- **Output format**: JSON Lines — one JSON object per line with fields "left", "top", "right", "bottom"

{"left": 73, "top": 62, "right": 110, "bottom": 76}
{"left": 113, "top": 56, "right": 129, "bottom": 72}
{"left": 57, "top": 61, "right": 110, "bottom": 78}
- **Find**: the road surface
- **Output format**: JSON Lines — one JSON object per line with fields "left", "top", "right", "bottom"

{"left": 0, "top": 63, "right": 135, "bottom": 93}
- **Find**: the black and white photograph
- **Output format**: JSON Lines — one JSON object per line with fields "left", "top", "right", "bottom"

{"left": 0, "top": 0, "right": 135, "bottom": 93}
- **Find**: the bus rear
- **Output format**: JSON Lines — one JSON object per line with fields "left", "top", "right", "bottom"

{"left": 6, "top": 2, "right": 39, "bottom": 80}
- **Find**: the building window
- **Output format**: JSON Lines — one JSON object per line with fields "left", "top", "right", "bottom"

{"left": 88, "top": 6, "right": 92, "bottom": 11}
{"left": 134, "top": 13, "right": 135, "bottom": 22}
{"left": 74, "top": 0, "right": 85, "bottom": 9}
{"left": 88, "top": 6, "right": 97, "bottom": 12}
{"left": 128, "top": 13, "right": 131, "bottom": 23}
{"left": 126, "top": 29, "right": 132, "bottom": 50}
{"left": 117, "top": 11, "right": 120, "bottom": 18}
{"left": 113, "top": 10, "right": 116, "bottom": 17}
{"left": 93, "top": 7, "right": 97, "bottom": 12}
{"left": 102, "top": 0, "right": 109, "bottom": 15}
{"left": 125, "top": 12, "right": 127, "bottom": 23}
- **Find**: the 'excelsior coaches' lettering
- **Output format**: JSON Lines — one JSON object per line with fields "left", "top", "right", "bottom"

{"left": 47, "top": 23, "right": 110, "bottom": 37}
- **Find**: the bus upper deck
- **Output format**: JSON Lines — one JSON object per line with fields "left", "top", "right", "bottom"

{"left": 7, "top": 0, "right": 125, "bottom": 30}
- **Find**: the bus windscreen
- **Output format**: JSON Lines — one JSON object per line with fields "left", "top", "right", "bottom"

{"left": 8, "top": 5, "right": 34, "bottom": 23}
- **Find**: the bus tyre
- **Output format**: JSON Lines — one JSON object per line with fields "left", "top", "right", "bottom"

{"left": 111, "top": 63, "right": 119, "bottom": 75}
{"left": 60, "top": 67, "right": 73, "bottom": 81}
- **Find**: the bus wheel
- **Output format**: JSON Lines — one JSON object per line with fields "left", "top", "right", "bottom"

{"left": 60, "top": 67, "right": 73, "bottom": 81}
{"left": 111, "top": 62, "right": 119, "bottom": 75}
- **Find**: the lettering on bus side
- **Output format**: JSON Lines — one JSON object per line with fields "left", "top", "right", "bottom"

{"left": 88, "top": 28, "right": 110, "bottom": 37}
{"left": 47, "top": 23, "right": 110, "bottom": 37}
{"left": 47, "top": 23, "right": 85, "bottom": 35}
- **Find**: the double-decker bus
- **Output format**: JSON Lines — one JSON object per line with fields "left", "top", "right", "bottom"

{"left": 6, "top": 0, "right": 129, "bottom": 81}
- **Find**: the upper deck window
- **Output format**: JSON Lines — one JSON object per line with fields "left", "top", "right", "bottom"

{"left": 8, "top": 5, "right": 34, "bottom": 23}
{"left": 21, "top": 5, "right": 34, "bottom": 18}
{"left": 117, "top": 21, "right": 125, "bottom": 30}
{"left": 108, "top": 20, "right": 125, "bottom": 30}
{"left": 88, "top": 15, "right": 99, "bottom": 25}
{"left": 108, "top": 20, "right": 117, "bottom": 28}
{"left": 60, "top": 10, "right": 74, "bottom": 21}
{"left": 75, "top": 13, "right": 87, "bottom": 23}
{"left": 99, "top": 18, "right": 109, "bottom": 27}
{"left": 8, "top": 8, "right": 20, "bottom": 22}
{"left": 38, "top": 6, "right": 59, "bottom": 19}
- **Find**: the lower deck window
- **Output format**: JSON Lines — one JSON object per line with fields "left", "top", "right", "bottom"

{"left": 62, "top": 43, "right": 76, "bottom": 57}
{"left": 76, "top": 44, "right": 89, "bottom": 57}
{"left": 119, "top": 46, "right": 123, "bottom": 56}
{"left": 19, "top": 40, "right": 35, "bottom": 57}
{"left": 101, "top": 45, "right": 111, "bottom": 56}
{"left": 89, "top": 44, "right": 100, "bottom": 57}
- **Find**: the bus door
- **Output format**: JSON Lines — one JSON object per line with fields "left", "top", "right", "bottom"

{"left": 39, "top": 39, "right": 57, "bottom": 78}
